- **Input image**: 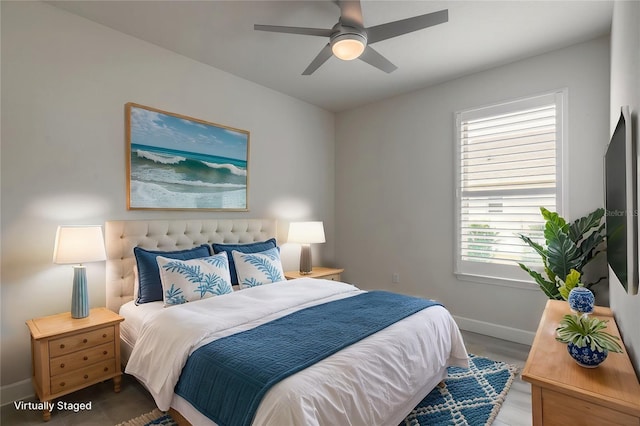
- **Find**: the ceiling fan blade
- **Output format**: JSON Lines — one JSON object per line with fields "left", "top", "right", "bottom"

{"left": 366, "top": 9, "right": 448, "bottom": 44}
{"left": 302, "top": 43, "right": 334, "bottom": 75}
{"left": 359, "top": 45, "right": 397, "bottom": 73}
{"left": 254, "top": 24, "right": 332, "bottom": 37}
{"left": 338, "top": 0, "right": 364, "bottom": 27}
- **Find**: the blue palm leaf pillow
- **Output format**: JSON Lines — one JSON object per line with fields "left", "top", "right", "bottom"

{"left": 232, "top": 247, "right": 285, "bottom": 289}
{"left": 156, "top": 252, "right": 233, "bottom": 307}
{"left": 133, "top": 244, "right": 212, "bottom": 304}
{"left": 212, "top": 238, "right": 277, "bottom": 285}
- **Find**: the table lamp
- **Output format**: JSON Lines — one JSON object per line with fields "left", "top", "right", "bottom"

{"left": 288, "top": 221, "right": 326, "bottom": 274}
{"left": 53, "top": 225, "right": 106, "bottom": 318}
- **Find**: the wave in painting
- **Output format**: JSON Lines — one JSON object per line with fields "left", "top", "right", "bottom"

{"left": 136, "top": 149, "right": 248, "bottom": 177}
{"left": 136, "top": 150, "right": 186, "bottom": 165}
{"left": 130, "top": 144, "right": 247, "bottom": 209}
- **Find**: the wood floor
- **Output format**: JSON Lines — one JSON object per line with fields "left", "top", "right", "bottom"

{"left": 1, "top": 330, "right": 532, "bottom": 426}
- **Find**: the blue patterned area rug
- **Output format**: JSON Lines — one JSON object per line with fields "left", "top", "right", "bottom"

{"left": 115, "top": 409, "right": 175, "bottom": 426}
{"left": 116, "top": 354, "right": 517, "bottom": 426}
{"left": 402, "top": 354, "right": 519, "bottom": 426}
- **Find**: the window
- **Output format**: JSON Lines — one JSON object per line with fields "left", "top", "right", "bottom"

{"left": 454, "top": 90, "right": 566, "bottom": 286}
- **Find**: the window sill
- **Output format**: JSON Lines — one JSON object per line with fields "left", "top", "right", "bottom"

{"left": 454, "top": 272, "right": 540, "bottom": 291}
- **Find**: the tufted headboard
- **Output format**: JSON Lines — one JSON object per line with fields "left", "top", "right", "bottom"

{"left": 105, "top": 219, "right": 277, "bottom": 312}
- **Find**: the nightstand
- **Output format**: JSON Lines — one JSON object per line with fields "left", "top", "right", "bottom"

{"left": 284, "top": 267, "right": 344, "bottom": 281}
{"left": 26, "top": 307, "right": 124, "bottom": 421}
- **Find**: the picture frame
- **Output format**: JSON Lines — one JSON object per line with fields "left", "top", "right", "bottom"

{"left": 125, "top": 103, "right": 250, "bottom": 211}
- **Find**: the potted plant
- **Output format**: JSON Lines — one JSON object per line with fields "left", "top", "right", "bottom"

{"left": 518, "top": 207, "right": 605, "bottom": 300}
{"left": 555, "top": 313, "right": 623, "bottom": 368}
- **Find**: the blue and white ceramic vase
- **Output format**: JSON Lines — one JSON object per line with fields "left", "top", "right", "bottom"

{"left": 567, "top": 342, "right": 608, "bottom": 368}
{"left": 567, "top": 286, "right": 595, "bottom": 314}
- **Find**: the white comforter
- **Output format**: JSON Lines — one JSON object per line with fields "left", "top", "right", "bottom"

{"left": 125, "top": 279, "right": 468, "bottom": 426}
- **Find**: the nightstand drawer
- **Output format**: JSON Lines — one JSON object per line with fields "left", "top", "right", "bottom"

{"left": 50, "top": 342, "right": 114, "bottom": 376}
{"left": 50, "top": 358, "right": 116, "bottom": 394}
{"left": 541, "top": 388, "right": 639, "bottom": 426}
{"left": 49, "top": 326, "right": 114, "bottom": 357}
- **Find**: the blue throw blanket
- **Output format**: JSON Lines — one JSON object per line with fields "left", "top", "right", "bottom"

{"left": 175, "top": 291, "right": 441, "bottom": 426}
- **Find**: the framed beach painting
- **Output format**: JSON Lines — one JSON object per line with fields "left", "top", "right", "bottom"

{"left": 126, "top": 103, "right": 249, "bottom": 211}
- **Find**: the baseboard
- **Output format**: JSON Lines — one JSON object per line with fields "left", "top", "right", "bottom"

{"left": 454, "top": 315, "right": 535, "bottom": 346}
{"left": 1, "top": 378, "right": 33, "bottom": 407}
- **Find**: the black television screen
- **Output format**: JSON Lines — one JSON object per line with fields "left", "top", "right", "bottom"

{"left": 605, "top": 105, "right": 638, "bottom": 294}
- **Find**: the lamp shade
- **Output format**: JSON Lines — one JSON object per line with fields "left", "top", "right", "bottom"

{"left": 288, "top": 221, "right": 326, "bottom": 244}
{"left": 53, "top": 226, "right": 106, "bottom": 264}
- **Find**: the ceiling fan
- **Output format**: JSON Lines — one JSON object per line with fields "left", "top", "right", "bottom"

{"left": 254, "top": 0, "right": 448, "bottom": 75}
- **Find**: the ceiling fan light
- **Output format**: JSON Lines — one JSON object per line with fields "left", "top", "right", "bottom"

{"left": 331, "top": 34, "right": 366, "bottom": 60}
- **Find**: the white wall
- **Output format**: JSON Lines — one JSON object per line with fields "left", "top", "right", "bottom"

{"left": 335, "top": 37, "right": 611, "bottom": 343}
{"left": 609, "top": 0, "right": 640, "bottom": 375}
{"left": 0, "top": 1, "right": 335, "bottom": 396}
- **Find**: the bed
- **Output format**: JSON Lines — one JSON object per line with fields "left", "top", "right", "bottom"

{"left": 105, "top": 219, "right": 468, "bottom": 426}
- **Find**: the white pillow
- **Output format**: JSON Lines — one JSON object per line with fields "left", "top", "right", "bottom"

{"left": 232, "top": 247, "right": 285, "bottom": 289}
{"left": 156, "top": 252, "right": 232, "bottom": 307}
{"left": 133, "top": 264, "right": 139, "bottom": 301}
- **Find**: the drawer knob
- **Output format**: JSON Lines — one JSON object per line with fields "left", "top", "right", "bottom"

{"left": 84, "top": 374, "right": 89, "bottom": 379}
{"left": 103, "top": 367, "right": 109, "bottom": 372}
{"left": 82, "top": 338, "right": 88, "bottom": 344}
{"left": 59, "top": 344, "right": 65, "bottom": 349}
{"left": 103, "top": 351, "right": 108, "bottom": 355}
{"left": 102, "top": 334, "right": 107, "bottom": 338}
{"left": 83, "top": 356, "right": 88, "bottom": 361}
{"left": 60, "top": 363, "right": 65, "bottom": 369}
{"left": 60, "top": 382, "right": 66, "bottom": 387}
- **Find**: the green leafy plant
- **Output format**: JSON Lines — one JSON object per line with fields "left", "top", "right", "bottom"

{"left": 555, "top": 314, "right": 623, "bottom": 353}
{"left": 518, "top": 207, "right": 605, "bottom": 299}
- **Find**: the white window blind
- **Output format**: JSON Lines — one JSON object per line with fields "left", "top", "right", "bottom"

{"left": 455, "top": 91, "right": 565, "bottom": 285}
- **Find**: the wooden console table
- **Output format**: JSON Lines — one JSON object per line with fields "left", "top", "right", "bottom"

{"left": 522, "top": 300, "right": 640, "bottom": 425}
